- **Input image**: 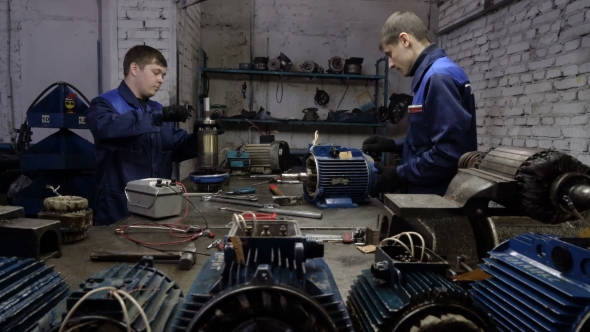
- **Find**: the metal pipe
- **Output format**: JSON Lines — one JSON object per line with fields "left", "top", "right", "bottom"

{"left": 567, "top": 184, "right": 590, "bottom": 212}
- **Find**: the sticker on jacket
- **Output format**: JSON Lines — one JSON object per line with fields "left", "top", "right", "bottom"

{"left": 408, "top": 105, "right": 423, "bottom": 114}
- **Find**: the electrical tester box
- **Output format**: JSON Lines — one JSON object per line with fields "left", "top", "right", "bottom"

{"left": 125, "top": 178, "right": 182, "bottom": 219}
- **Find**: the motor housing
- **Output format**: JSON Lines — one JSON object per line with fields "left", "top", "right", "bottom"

{"left": 471, "top": 233, "right": 590, "bottom": 332}
{"left": 171, "top": 219, "right": 353, "bottom": 332}
{"left": 347, "top": 245, "right": 490, "bottom": 332}
{"left": 284, "top": 145, "right": 378, "bottom": 208}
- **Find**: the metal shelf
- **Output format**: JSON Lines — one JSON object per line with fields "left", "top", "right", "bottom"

{"left": 202, "top": 68, "right": 386, "bottom": 81}
{"left": 217, "top": 118, "right": 387, "bottom": 127}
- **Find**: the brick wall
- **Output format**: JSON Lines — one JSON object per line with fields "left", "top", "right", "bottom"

{"left": 177, "top": 4, "right": 201, "bottom": 178}
{"left": 438, "top": 0, "right": 590, "bottom": 164}
{"left": 0, "top": 0, "right": 9, "bottom": 143}
{"left": 117, "top": 0, "right": 175, "bottom": 105}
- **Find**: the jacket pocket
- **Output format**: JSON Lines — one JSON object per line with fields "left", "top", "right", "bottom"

{"left": 408, "top": 112, "right": 429, "bottom": 148}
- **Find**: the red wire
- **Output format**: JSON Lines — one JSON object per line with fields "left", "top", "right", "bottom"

{"left": 117, "top": 182, "right": 202, "bottom": 246}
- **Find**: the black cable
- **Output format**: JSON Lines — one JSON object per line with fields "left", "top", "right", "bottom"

{"left": 48, "top": 315, "right": 139, "bottom": 332}
{"left": 166, "top": 184, "right": 210, "bottom": 229}
{"left": 276, "top": 78, "right": 283, "bottom": 103}
{"left": 336, "top": 81, "right": 349, "bottom": 110}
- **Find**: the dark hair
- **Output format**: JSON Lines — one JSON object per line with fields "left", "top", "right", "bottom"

{"left": 380, "top": 11, "right": 430, "bottom": 50}
{"left": 123, "top": 45, "right": 167, "bottom": 76}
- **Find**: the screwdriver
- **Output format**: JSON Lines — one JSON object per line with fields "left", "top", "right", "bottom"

{"left": 225, "top": 187, "right": 256, "bottom": 195}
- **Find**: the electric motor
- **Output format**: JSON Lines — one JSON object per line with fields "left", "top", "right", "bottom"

{"left": 471, "top": 233, "right": 590, "bottom": 332}
{"left": 347, "top": 245, "right": 490, "bottom": 332}
{"left": 242, "top": 141, "right": 290, "bottom": 174}
{"left": 461, "top": 146, "right": 590, "bottom": 224}
{"left": 171, "top": 219, "right": 353, "bottom": 332}
{"left": 282, "top": 145, "right": 378, "bottom": 208}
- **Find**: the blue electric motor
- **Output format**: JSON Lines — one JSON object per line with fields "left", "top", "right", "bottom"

{"left": 471, "top": 233, "right": 590, "bottom": 332}
{"left": 171, "top": 219, "right": 353, "bottom": 332}
{"left": 283, "top": 145, "right": 378, "bottom": 209}
{"left": 36, "top": 257, "right": 183, "bottom": 332}
{"left": 348, "top": 244, "right": 490, "bottom": 332}
{"left": 0, "top": 257, "right": 69, "bottom": 332}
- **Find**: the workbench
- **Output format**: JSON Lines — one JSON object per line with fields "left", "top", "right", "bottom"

{"left": 45, "top": 176, "right": 385, "bottom": 300}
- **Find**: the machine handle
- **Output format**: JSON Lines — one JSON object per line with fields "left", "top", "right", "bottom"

{"left": 124, "top": 187, "right": 159, "bottom": 209}
{"left": 269, "top": 184, "right": 284, "bottom": 196}
{"left": 90, "top": 250, "right": 180, "bottom": 261}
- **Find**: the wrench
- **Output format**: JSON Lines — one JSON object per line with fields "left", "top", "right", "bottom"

{"left": 201, "top": 196, "right": 278, "bottom": 208}
{"left": 215, "top": 194, "right": 259, "bottom": 201}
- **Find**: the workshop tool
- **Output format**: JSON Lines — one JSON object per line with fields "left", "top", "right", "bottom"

{"left": 0, "top": 205, "right": 62, "bottom": 259}
{"left": 183, "top": 189, "right": 222, "bottom": 197}
{"left": 307, "top": 233, "right": 354, "bottom": 244}
{"left": 225, "top": 187, "right": 255, "bottom": 195}
{"left": 218, "top": 207, "right": 281, "bottom": 220}
{"left": 207, "top": 239, "right": 223, "bottom": 250}
{"left": 90, "top": 242, "right": 197, "bottom": 270}
{"left": 202, "top": 196, "right": 323, "bottom": 219}
{"left": 124, "top": 178, "right": 183, "bottom": 218}
{"left": 169, "top": 219, "right": 351, "bottom": 332}
{"left": 214, "top": 194, "right": 258, "bottom": 201}
{"left": 281, "top": 144, "right": 378, "bottom": 208}
{"left": 269, "top": 184, "right": 284, "bottom": 196}
{"left": 242, "top": 141, "right": 290, "bottom": 174}
{"left": 272, "top": 195, "right": 304, "bottom": 206}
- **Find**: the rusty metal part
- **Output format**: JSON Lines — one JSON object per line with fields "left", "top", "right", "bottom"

{"left": 458, "top": 151, "right": 484, "bottom": 169}
{"left": 272, "top": 195, "right": 304, "bottom": 206}
{"left": 328, "top": 56, "right": 344, "bottom": 73}
{"left": 38, "top": 208, "right": 93, "bottom": 244}
{"left": 300, "top": 60, "right": 323, "bottom": 73}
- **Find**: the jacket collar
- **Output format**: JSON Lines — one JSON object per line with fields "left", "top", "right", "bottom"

{"left": 117, "top": 80, "right": 144, "bottom": 109}
{"left": 409, "top": 44, "right": 445, "bottom": 93}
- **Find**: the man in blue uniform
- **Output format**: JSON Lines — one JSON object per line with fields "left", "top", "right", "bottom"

{"left": 363, "top": 11, "right": 476, "bottom": 196}
{"left": 86, "top": 45, "right": 202, "bottom": 226}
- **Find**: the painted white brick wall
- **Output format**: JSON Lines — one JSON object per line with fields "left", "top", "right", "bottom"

{"left": 0, "top": 0, "right": 9, "bottom": 143}
{"left": 177, "top": 4, "right": 201, "bottom": 178}
{"left": 438, "top": 0, "right": 590, "bottom": 164}
{"left": 117, "top": 0, "right": 175, "bottom": 105}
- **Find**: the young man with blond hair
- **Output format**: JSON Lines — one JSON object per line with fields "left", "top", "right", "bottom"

{"left": 363, "top": 11, "right": 476, "bottom": 196}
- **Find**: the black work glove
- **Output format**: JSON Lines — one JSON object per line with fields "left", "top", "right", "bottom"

{"left": 370, "top": 163, "right": 403, "bottom": 197}
{"left": 162, "top": 105, "right": 190, "bottom": 122}
{"left": 362, "top": 136, "right": 397, "bottom": 153}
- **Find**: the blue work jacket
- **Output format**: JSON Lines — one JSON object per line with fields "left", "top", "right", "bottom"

{"left": 395, "top": 44, "right": 477, "bottom": 195}
{"left": 86, "top": 81, "right": 198, "bottom": 226}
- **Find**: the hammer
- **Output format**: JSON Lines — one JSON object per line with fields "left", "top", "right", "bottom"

{"left": 90, "top": 242, "right": 197, "bottom": 270}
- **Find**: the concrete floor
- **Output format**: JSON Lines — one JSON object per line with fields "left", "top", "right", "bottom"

{"left": 46, "top": 177, "right": 384, "bottom": 300}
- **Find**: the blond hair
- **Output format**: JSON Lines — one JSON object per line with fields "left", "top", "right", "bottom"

{"left": 380, "top": 11, "right": 430, "bottom": 50}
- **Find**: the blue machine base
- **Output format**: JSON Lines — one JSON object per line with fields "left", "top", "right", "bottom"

{"left": 315, "top": 197, "right": 358, "bottom": 209}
